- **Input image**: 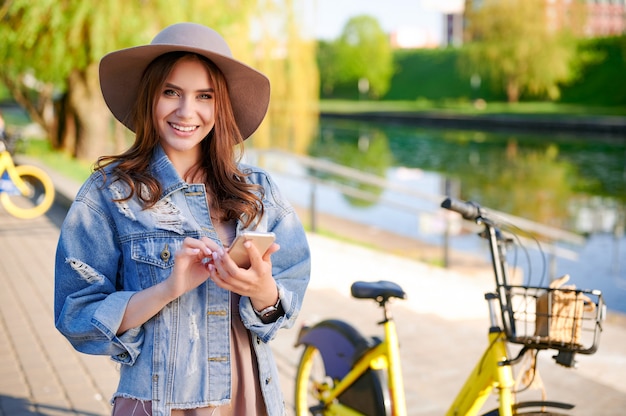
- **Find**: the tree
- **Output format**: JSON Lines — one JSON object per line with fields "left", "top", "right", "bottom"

{"left": 316, "top": 40, "right": 340, "bottom": 96}
{"left": 318, "top": 15, "right": 393, "bottom": 99}
{"left": 252, "top": 0, "right": 320, "bottom": 154}
{"left": 0, "top": 0, "right": 317, "bottom": 160}
{"left": 462, "top": 0, "right": 586, "bottom": 103}
{"left": 0, "top": 0, "right": 151, "bottom": 159}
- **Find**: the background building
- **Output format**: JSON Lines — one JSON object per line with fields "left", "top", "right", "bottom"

{"left": 444, "top": 0, "right": 626, "bottom": 47}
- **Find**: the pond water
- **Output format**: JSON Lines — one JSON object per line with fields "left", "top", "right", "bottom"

{"left": 251, "top": 117, "right": 626, "bottom": 315}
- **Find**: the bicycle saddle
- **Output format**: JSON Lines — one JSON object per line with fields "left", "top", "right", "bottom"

{"left": 351, "top": 280, "right": 406, "bottom": 301}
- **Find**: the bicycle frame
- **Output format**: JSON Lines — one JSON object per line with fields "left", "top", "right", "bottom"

{"left": 296, "top": 306, "right": 407, "bottom": 416}
{"left": 447, "top": 317, "right": 515, "bottom": 416}
{"left": 296, "top": 223, "right": 516, "bottom": 416}
{"left": 444, "top": 208, "right": 519, "bottom": 416}
{"left": 442, "top": 198, "right": 581, "bottom": 415}
{"left": 333, "top": 320, "right": 406, "bottom": 415}
{"left": 0, "top": 147, "right": 30, "bottom": 195}
{"left": 297, "top": 197, "right": 599, "bottom": 416}
{"left": 0, "top": 138, "right": 56, "bottom": 219}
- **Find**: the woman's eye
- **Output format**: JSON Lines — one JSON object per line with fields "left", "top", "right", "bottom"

{"left": 163, "top": 89, "right": 178, "bottom": 97}
{"left": 199, "top": 93, "right": 213, "bottom": 100}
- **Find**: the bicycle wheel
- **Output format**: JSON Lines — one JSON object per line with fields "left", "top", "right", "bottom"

{"left": 295, "top": 343, "right": 390, "bottom": 416}
{"left": 484, "top": 412, "right": 569, "bottom": 415}
{"left": 483, "top": 406, "right": 571, "bottom": 415}
{"left": 0, "top": 165, "right": 54, "bottom": 219}
{"left": 295, "top": 344, "right": 328, "bottom": 415}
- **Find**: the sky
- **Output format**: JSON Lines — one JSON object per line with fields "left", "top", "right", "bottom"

{"left": 306, "top": 0, "right": 465, "bottom": 46}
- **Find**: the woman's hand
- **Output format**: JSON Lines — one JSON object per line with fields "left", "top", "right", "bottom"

{"left": 163, "top": 236, "right": 220, "bottom": 299}
{"left": 207, "top": 240, "right": 281, "bottom": 312}
{"left": 118, "top": 236, "right": 218, "bottom": 335}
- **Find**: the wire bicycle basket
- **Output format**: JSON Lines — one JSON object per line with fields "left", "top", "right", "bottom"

{"left": 502, "top": 284, "right": 605, "bottom": 355}
{"left": 440, "top": 197, "right": 607, "bottom": 366}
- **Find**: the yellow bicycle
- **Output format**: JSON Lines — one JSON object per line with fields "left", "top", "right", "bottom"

{"left": 294, "top": 197, "right": 605, "bottom": 416}
{"left": 0, "top": 133, "right": 55, "bottom": 219}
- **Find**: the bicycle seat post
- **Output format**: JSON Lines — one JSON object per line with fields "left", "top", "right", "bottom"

{"left": 376, "top": 297, "right": 392, "bottom": 325}
{"left": 378, "top": 296, "right": 407, "bottom": 416}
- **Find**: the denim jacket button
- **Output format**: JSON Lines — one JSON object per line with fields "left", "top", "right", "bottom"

{"left": 160, "top": 244, "right": 171, "bottom": 262}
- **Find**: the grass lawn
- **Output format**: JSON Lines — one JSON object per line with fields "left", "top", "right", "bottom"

{"left": 319, "top": 99, "right": 626, "bottom": 117}
{"left": 16, "top": 138, "right": 93, "bottom": 184}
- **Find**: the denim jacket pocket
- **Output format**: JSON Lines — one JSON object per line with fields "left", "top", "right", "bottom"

{"left": 131, "top": 236, "right": 181, "bottom": 288}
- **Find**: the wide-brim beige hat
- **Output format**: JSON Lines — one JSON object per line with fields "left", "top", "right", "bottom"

{"left": 99, "top": 22, "right": 270, "bottom": 140}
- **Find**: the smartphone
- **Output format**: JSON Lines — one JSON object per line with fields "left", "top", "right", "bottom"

{"left": 227, "top": 231, "right": 276, "bottom": 268}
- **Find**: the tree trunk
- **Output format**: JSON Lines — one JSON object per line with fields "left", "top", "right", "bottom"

{"left": 54, "top": 93, "right": 76, "bottom": 152}
{"left": 67, "top": 64, "right": 112, "bottom": 162}
{"left": 114, "top": 121, "right": 130, "bottom": 153}
{"left": 0, "top": 74, "right": 56, "bottom": 142}
{"left": 506, "top": 79, "right": 520, "bottom": 103}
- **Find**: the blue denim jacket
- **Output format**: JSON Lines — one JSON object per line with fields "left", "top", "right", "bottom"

{"left": 54, "top": 146, "right": 311, "bottom": 416}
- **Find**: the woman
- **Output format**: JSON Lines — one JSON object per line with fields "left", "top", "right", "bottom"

{"left": 54, "top": 22, "right": 311, "bottom": 416}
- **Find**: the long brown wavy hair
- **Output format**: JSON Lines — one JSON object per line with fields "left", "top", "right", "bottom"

{"left": 96, "top": 52, "right": 264, "bottom": 228}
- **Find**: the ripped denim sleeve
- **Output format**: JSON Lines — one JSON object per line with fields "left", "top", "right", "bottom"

{"left": 92, "top": 290, "right": 144, "bottom": 365}
{"left": 55, "top": 259, "right": 142, "bottom": 363}
{"left": 62, "top": 258, "right": 144, "bottom": 364}
{"left": 66, "top": 257, "right": 106, "bottom": 285}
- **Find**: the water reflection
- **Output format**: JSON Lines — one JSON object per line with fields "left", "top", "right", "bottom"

{"left": 309, "top": 125, "right": 391, "bottom": 206}
{"left": 309, "top": 117, "right": 626, "bottom": 237}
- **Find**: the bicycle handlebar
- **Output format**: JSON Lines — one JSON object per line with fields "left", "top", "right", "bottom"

{"left": 441, "top": 197, "right": 484, "bottom": 221}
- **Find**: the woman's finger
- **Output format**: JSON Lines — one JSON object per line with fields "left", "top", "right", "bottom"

{"left": 262, "top": 243, "right": 280, "bottom": 262}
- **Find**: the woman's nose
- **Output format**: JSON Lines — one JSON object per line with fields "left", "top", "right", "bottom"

{"left": 176, "top": 96, "right": 195, "bottom": 118}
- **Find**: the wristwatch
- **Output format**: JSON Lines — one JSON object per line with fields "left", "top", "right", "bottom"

{"left": 254, "top": 297, "right": 281, "bottom": 319}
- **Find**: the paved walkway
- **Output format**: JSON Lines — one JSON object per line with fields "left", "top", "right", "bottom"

{"left": 1, "top": 167, "right": 625, "bottom": 415}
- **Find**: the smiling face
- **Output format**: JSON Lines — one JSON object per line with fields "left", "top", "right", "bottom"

{"left": 155, "top": 56, "right": 216, "bottom": 171}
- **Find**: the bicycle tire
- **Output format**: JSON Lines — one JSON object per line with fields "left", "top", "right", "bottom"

{"left": 483, "top": 412, "right": 569, "bottom": 416}
{"left": 0, "top": 165, "right": 54, "bottom": 219}
{"left": 483, "top": 401, "right": 573, "bottom": 415}
{"left": 295, "top": 343, "right": 391, "bottom": 416}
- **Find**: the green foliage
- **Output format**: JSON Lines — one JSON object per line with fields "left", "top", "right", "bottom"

{"left": 321, "top": 35, "right": 625, "bottom": 108}
{"left": 317, "top": 40, "right": 340, "bottom": 95}
{"left": 385, "top": 48, "right": 504, "bottom": 102}
{"left": 0, "top": 0, "right": 146, "bottom": 87}
{"left": 0, "top": 0, "right": 257, "bottom": 88}
{"left": 17, "top": 138, "right": 93, "bottom": 183}
{"left": 462, "top": 0, "right": 582, "bottom": 102}
{"left": 559, "top": 35, "right": 626, "bottom": 106}
{"left": 318, "top": 15, "right": 393, "bottom": 99}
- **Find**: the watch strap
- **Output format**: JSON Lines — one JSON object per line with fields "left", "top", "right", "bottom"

{"left": 253, "top": 297, "right": 281, "bottom": 319}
